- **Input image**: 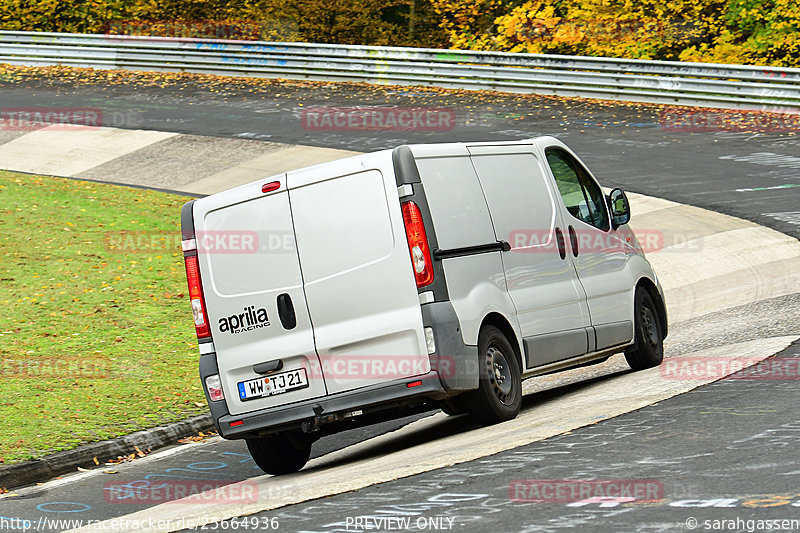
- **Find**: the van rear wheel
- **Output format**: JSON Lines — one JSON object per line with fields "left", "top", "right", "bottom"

{"left": 246, "top": 431, "right": 312, "bottom": 475}
{"left": 462, "top": 325, "right": 522, "bottom": 425}
{"left": 624, "top": 288, "right": 664, "bottom": 370}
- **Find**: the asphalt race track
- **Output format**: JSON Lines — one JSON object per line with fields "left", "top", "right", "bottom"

{"left": 1, "top": 76, "right": 799, "bottom": 532}
{"left": 0, "top": 78, "right": 798, "bottom": 239}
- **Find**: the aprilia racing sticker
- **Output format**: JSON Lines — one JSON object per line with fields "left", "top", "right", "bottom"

{"left": 218, "top": 306, "right": 269, "bottom": 334}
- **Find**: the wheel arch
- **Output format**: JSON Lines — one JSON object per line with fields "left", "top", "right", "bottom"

{"left": 480, "top": 312, "right": 524, "bottom": 371}
{"left": 635, "top": 277, "right": 668, "bottom": 339}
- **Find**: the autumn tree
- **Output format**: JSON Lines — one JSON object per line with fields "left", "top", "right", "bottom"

{"left": 680, "top": 0, "right": 800, "bottom": 65}
{"left": 0, "top": 0, "right": 127, "bottom": 33}
{"left": 430, "top": 0, "right": 514, "bottom": 49}
{"left": 459, "top": 0, "right": 799, "bottom": 65}
{"left": 239, "top": 0, "right": 447, "bottom": 46}
{"left": 1, "top": 0, "right": 796, "bottom": 65}
{"left": 484, "top": 0, "right": 725, "bottom": 59}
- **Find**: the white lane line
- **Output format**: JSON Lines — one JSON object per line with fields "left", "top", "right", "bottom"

{"left": 66, "top": 336, "right": 798, "bottom": 533}
{"left": 736, "top": 184, "right": 800, "bottom": 192}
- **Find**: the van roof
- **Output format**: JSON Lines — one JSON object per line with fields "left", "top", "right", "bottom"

{"left": 405, "top": 136, "right": 561, "bottom": 158}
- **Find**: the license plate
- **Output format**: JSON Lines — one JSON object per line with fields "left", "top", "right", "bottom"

{"left": 238, "top": 368, "right": 309, "bottom": 401}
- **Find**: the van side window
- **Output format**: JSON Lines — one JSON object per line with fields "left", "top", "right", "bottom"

{"left": 545, "top": 149, "right": 610, "bottom": 232}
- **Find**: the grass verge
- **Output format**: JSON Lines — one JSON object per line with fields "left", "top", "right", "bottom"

{"left": 0, "top": 171, "right": 205, "bottom": 465}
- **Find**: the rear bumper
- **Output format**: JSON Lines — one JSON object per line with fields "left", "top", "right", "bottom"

{"left": 200, "top": 353, "right": 445, "bottom": 439}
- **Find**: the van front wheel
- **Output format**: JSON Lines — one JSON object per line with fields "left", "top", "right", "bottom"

{"left": 624, "top": 288, "right": 664, "bottom": 370}
{"left": 246, "top": 431, "right": 312, "bottom": 475}
{"left": 462, "top": 325, "right": 522, "bottom": 425}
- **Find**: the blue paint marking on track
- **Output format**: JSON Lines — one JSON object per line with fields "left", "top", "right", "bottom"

{"left": 221, "top": 451, "right": 254, "bottom": 463}
{"left": 36, "top": 502, "right": 91, "bottom": 513}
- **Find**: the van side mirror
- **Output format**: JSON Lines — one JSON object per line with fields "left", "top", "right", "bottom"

{"left": 608, "top": 188, "right": 630, "bottom": 228}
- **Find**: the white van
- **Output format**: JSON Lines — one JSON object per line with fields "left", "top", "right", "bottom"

{"left": 181, "top": 137, "right": 667, "bottom": 474}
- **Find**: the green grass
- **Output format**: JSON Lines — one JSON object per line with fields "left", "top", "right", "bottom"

{"left": 0, "top": 171, "right": 206, "bottom": 465}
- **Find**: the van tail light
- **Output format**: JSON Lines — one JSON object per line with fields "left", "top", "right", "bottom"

{"left": 183, "top": 255, "right": 211, "bottom": 339}
{"left": 205, "top": 374, "right": 224, "bottom": 401}
{"left": 401, "top": 201, "right": 434, "bottom": 288}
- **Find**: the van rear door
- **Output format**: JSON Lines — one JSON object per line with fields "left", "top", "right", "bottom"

{"left": 195, "top": 178, "right": 328, "bottom": 416}
{"left": 287, "top": 151, "right": 430, "bottom": 395}
{"left": 196, "top": 152, "right": 430, "bottom": 411}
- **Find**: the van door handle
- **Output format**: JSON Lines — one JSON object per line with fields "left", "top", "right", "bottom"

{"left": 555, "top": 227, "right": 566, "bottom": 260}
{"left": 568, "top": 226, "right": 579, "bottom": 257}
{"left": 253, "top": 359, "right": 283, "bottom": 374}
{"left": 277, "top": 293, "right": 297, "bottom": 330}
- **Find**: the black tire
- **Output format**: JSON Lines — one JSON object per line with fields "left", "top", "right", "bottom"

{"left": 625, "top": 288, "right": 664, "bottom": 370}
{"left": 246, "top": 431, "right": 312, "bottom": 475}
{"left": 461, "top": 325, "right": 522, "bottom": 425}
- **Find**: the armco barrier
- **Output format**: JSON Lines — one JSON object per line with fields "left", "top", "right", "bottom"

{"left": 1, "top": 31, "right": 799, "bottom": 111}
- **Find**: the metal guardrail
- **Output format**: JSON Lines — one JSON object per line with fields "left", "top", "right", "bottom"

{"left": 1, "top": 30, "right": 799, "bottom": 111}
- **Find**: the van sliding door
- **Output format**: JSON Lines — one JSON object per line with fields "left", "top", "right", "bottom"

{"left": 468, "top": 145, "right": 593, "bottom": 369}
